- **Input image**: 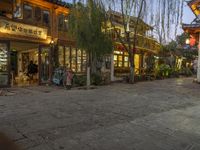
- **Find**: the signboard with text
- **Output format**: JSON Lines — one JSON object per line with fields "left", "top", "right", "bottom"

{"left": 0, "top": 19, "right": 47, "bottom": 40}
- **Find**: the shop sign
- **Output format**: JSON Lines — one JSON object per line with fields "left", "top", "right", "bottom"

{"left": 0, "top": 19, "right": 47, "bottom": 40}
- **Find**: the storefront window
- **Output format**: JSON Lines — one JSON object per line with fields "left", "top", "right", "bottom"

{"left": 58, "top": 14, "right": 64, "bottom": 31}
{"left": 124, "top": 56, "right": 129, "bottom": 67}
{"left": 35, "top": 7, "right": 41, "bottom": 22}
{"left": 0, "top": 43, "right": 8, "bottom": 85}
{"left": 71, "top": 48, "right": 76, "bottom": 72}
{"left": 82, "top": 50, "right": 87, "bottom": 72}
{"left": 118, "top": 55, "right": 123, "bottom": 67}
{"left": 43, "top": 10, "right": 50, "bottom": 26}
{"left": 58, "top": 14, "right": 68, "bottom": 32}
{"left": 13, "top": 0, "right": 22, "bottom": 19}
{"left": 114, "top": 55, "right": 118, "bottom": 67}
{"left": 65, "top": 47, "right": 70, "bottom": 67}
{"left": 23, "top": 4, "right": 32, "bottom": 21}
{"left": 58, "top": 46, "right": 64, "bottom": 66}
{"left": 77, "top": 49, "right": 82, "bottom": 72}
{"left": 134, "top": 54, "right": 140, "bottom": 74}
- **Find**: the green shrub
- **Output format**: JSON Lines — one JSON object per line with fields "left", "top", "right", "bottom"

{"left": 179, "top": 67, "right": 193, "bottom": 77}
{"left": 73, "top": 75, "right": 87, "bottom": 86}
{"left": 91, "top": 73, "right": 102, "bottom": 85}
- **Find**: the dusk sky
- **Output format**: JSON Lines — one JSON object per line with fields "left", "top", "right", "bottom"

{"left": 64, "top": 0, "right": 196, "bottom": 37}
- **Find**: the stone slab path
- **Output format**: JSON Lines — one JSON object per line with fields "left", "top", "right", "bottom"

{"left": 0, "top": 78, "right": 200, "bottom": 150}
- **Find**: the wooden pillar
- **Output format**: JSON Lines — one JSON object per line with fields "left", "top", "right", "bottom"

{"left": 110, "top": 53, "right": 115, "bottom": 81}
{"left": 7, "top": 41, "right": 11, "bottom": 87}
{"left": 38, "top": 45, "right": 42, "bottom": 85}
{"left": 197, "top": 32, "right": 200, "bottom": 82}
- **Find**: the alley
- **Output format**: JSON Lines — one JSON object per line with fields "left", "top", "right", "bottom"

{"left": 0, "top": 78, "right": 200, "bottom": 150}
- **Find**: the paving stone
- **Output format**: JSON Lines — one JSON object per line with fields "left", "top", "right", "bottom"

{"left": 0, "top": 78, "right": 200, "bottom": 150}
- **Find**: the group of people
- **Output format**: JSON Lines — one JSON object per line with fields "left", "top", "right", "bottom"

{"left": 27, "top": 61, "right": 73, "bottom": 89}
{"left": 63, "top": 65, "right": 74, "bottom": 89}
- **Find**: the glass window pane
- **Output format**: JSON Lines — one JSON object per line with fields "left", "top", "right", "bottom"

{"left": 65, "top": 47, "right": 70, "bottom": 67}
{"left": 0, "top": 43, "right": 8, "bottom": 85}
{"left": 77, "top": 49, "right": 82, "bottom": 64}
{"left": 124, "top": 56, "right": 129, "bottom": 62}
{"left": 114, "top": 61, "right": 118, "bottom": 67}
{"left": 71, "top": 48, "right": 76, "bottom": 72}
{"left": 114, "top": 55, "right": 117, "bottom": 61}
{"left": 124, "top": 62, "right": 128, "bottom": 67}
{"left": 23, "top": 4, "right": 32, "bottom": 21}
{"left": 13, "top": 0, "right": 23, "bottom": 19}
{"left": 82, "top": 50, "right": 87, "bottom": 72}
{"left": 43, "top": 10, "right": 50, "bottom": 26}
{"left": 134, "top": 54, "right": 140, "bottom": 73}
{"left": 77, "top": 64, "right": 81, "bottom": 72}
{"left": 58, "top": 14, "right": 64, "bottom": 31}
{"left": 118, "top": 62, "right": 123, "bottom": 67}
{"left": 35, "top": 7, "right": 41, "bottom": 22}
{"left": 58, "top": 46, "right": 64, "bottom": 66}
{"left": 118, "top": 55, "right": 123, "bottom": 61}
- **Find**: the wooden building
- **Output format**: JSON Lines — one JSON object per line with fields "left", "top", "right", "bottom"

{"left": 107, "top": 11, "right": 160, "bottom": 80}
{"left": 182, "top": 0, "right": 200, "bottom": 82}
{"left": 0, "top": 0, "right": 87, "bottom": 87}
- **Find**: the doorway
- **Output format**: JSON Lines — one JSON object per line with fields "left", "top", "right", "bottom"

{"left": 40, "top": 47, "right": 51, "bottom": 84}
{"left": 10, "top": 41, "right": 39, "bottom": 86}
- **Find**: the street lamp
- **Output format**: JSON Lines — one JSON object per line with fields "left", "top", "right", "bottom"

{"left": 185, "top": 38, "right": 190, "bottom": 45}
{"left": 50, "top": 40, "right": 54, "bottom": 45}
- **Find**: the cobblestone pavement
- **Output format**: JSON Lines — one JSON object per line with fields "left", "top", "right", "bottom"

{"left": 1, "top": 78, "right": 200, "bottom": 150}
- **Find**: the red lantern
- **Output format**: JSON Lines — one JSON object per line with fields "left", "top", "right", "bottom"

{"left": 190, "top": 37, "right": 196, "bottom": 47}
{"left": 132, "top": 49, "right": 136, "bottom": 54}
{"left": 117, "top": 44, "right": 125, "bottom": 51}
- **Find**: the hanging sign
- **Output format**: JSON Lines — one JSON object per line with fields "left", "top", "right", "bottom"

{"left": 0, "top": 19, "right": 47, "bottom": 40}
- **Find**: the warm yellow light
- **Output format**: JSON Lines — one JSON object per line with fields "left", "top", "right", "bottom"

{"left": 185, "top": 38, "right": 190, "bottom": 45}
{"left": 50, "top": 40, "right": 54, "bottom": 44}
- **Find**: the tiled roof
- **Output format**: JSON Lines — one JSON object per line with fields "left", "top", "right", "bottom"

{"left": 46, "top": 0, "right": 72, "bottom": 8}
{"left": 182, "top": 23, "right": 200, "bottom": 28}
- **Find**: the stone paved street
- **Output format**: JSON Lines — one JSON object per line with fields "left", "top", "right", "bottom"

{"left": 1, "top": 78, "right": 200, "bottom": 150}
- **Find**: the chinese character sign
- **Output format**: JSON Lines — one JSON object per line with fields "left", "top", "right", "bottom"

{"left": 0, "top": 19, "right": 47, "bottom": 40}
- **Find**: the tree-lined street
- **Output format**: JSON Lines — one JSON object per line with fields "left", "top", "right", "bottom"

{"left": 1, "top": 78, "right": 200, "bottom": 150}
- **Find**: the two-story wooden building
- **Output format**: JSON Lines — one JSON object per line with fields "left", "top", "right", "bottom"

{"left": 0, "top": 0, "right": 87, "bottom": 87}
{"left": 182, "top": 0, "right": 200, "bottom": 83}
{"left": 108, "top": 11, "right": 160, "bottom": 79}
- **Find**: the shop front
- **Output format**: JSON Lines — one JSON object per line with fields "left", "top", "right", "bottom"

{"left": 0, "top": 17, "right": 51, "bottom": 87}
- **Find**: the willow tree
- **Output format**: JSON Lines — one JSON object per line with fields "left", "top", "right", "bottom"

{"left": 105, "top": 0, "right": 146, "bottom": 83}
{"left": 68, "top": 0, "right": 113, "bottom": 86}
{"left": 148, "top": 0, "right": 184, "bottom": 44}
{"left": 104, "top": 0, "right": 184, "bottom": 83}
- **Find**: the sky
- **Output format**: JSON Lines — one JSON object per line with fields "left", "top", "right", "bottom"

{"left": 181, "top": 4, "right": 196, "bottom": 31}
{"left": 63, "top": 0, "right": 196, "bottom": 38}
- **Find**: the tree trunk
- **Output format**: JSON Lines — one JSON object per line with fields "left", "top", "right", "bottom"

{"left": 87, "top": 51, "right": 91, "bottom": 88}
{"left": 127, "top": 32, "right": 134, "bottom": 84}
{"left": 129, "top": 52, "right": 134, "bottom": 83}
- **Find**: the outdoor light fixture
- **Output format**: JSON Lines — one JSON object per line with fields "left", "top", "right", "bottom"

{"left": 50, "top": 40, "right": 54, "bottom": 45}
{"left": 185, "top": 38, "right": 190, "bottom": 45}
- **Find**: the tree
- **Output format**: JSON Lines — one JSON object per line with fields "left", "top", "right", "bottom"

{"left": 106, "top": 0, "right": 146, "bottom": 84}
{"left": 103, "top": 0, "right": 184, "bottom": 83}
{"left": 68, "top": 0, "right": 113, "bottom": 87}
